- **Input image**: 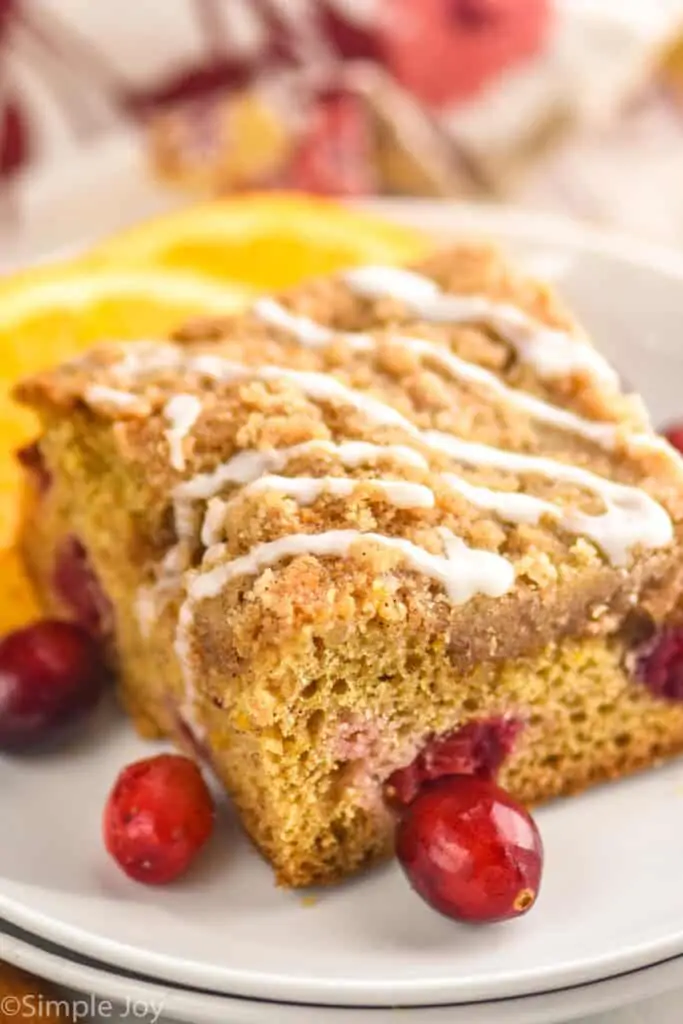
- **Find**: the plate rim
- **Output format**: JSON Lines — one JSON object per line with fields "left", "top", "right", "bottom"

{"left": 5, "top": 920, "right": 683, "bottom": 1024}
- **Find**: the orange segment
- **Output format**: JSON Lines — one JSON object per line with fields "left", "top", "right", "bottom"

{"left": 0, "top": 267, "right": 254, "bottom": 381}
{"left": 89, "top": 194, "right": 428, "bottom": 289}
{"left": 0, "top": 546, "right": 41, "bottom": 633}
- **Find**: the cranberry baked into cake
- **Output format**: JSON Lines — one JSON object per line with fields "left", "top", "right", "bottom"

{"left": 15, "top": 244, "right": 683, "bottom": 887}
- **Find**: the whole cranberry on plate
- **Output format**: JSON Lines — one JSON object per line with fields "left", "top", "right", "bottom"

{"left": 0, "top": 619, "right": 105, "bottom": 752}
{"left": 104, "top": 754, "right": 215, "bottom": 885}
{"left": 396, "top": 774, "right": 543, "bottom": 924}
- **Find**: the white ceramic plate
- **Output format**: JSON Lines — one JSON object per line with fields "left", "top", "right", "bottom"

{"left": 4, "top": 150, "right": 683, "bottom": 1008}
{"left": 6, "top": 921, "right": 683, "bottom": 1024}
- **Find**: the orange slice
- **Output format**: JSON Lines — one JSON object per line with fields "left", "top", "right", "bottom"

{"left": 0, "top": 546, "right": 41, "bottom": 633}
{"left": 88, "top": 193, "right": 428, "bottom": 290}
{"left": 0, "top": 265, "right": 254, "bottom": 381}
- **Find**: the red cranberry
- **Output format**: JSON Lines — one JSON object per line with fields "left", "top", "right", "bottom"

{"left": 396, "top": 775, "right": 543, "bottom": 924}
{"left": 663, "top": 423, "right": 683, "bottom": 455}
{"left": 635, "top": 628, "right": 683, "bottom": 701}
{"left": 0, "top": 620, "right": 105, "bottom": 751}
{"left": 386, "top": 717, "right": 522, "bottom": 807}
{"left": 104, "top": 754, "right": 215, "bottom": 885}
{"left": 286, "top": 92, "right": 376, "bottom": 196}
{"left": 16, "top": 441, "right": 52, "bottom": 494}
{"left": 53, "top": 536, "right": 113, "bottom": 638}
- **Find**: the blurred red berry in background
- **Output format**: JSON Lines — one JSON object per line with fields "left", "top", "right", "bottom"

{"left": 379, "top": 0, "right": 552, "bottom": 108}
{"left": 286, "top": 91, "right": 377, "bottom": 196}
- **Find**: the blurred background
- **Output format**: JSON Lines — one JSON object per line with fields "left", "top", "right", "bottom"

{"left": 1, "top": 0, "right": 683, "bottom": 255}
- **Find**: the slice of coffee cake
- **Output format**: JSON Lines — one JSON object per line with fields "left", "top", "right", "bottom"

{"left": 15, "top": 243, "right": 683, "bottom": 886}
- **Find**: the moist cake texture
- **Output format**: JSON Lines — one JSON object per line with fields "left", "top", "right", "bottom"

{"left": 15, "top": 243, "right": 683, "bottom": 887}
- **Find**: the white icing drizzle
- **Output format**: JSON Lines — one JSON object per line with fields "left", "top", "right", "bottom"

{"left": 185, "top": 431, "right": 671, "bottom": 565}
{"left": 395, "top": 334, "right": 621, "bottom": 447}
{"left": 183, "top": 355, "right": 420, "bottom": 436}
{"left": 200, "top": 475, "right": 435, "bottom": 546}
{"left": 85, "top": 384, "right": 139, "bottom": 409}
{"left": 253, "top": 299, "right": 621, "bottom": 447}
{"left": 427, "top": 432, "right": 672, "bottom": 565}
{"left": 174, "top": 500, "right": 200, "bottom": 539}
{"left": 441, "top": 474, "right": 555, "bottom": 527}
{"left": 241, "top": 305, "right": 672, "bottom": 562}
{"left": 163, "top": 394, "right": 202, "bottom": 471}
{"left": 99, "top": 340, "right": 671, "bottom": 572}
{"left": 161, "top": 540, "right": 192, "bottom": 575}
{"left": 109, "top": 341, "right": 183, "bottom": 380}
{"left": 190, "top": 528, "right": 514, "bottom": 606}
{"left": 344, "top": 266, "right": 439, "bottom": 305}
{"left": 342, "top": 265, "right": 619, "bottom": 387}
{"left": 100, "top": 341, "right": 670, "bottom": 570}
{"left": 257, "top": 367, "right": 415, "bottom": 432}
{"left": 100, "top": 332, "right": 620, "bottom": 458}
{"left": 200, "top": 499, "right": 231, "bottom": 549}
{"left": 253, "top": 297, "right": 373, "bottom": 352}
{"left": 99, "top": 339, "right": 649, "bottom": 458}
{"left": 239, "top": 474, "right": 434, "bottom": 510}
{"left": 143, "top": 440, "right": 436, "bottom": 631}
{"left": 135, "top": 539, "right": 196, "bottom": 641}
{"left": 174, "top": 440, "right": 429, "bottom": 502}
